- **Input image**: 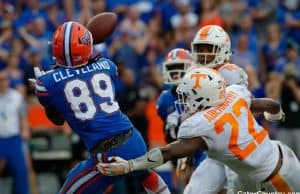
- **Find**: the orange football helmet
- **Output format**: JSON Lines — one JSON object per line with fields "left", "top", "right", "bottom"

{"left": 52, "top": 22, "right": 93, "bottom": 68}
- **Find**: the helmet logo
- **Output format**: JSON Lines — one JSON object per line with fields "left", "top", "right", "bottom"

{"left": 199, "top": 26, "right": 212, "bottom": 40}
{"left": 81, "top": 31, "right": 91, "bottom": 45}
{"left": 191, "top": 73, "right": 207, "bottom": 89}
{"left": 171, "top": 51, "right": 177, "bottom": 60}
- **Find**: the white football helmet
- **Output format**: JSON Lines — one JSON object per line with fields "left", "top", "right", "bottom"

{"left": 191, "top": 25, "right": 231, "bottom": 68}
{"left": 162, "top": 48, "right": 192, "bottom": 85}
{"left": 176, "top": 67, "right": 226, "bottom": 116}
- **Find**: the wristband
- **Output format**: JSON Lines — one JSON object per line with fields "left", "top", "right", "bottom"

{"left": 263, "top": 109, "right": 284, "bottom": 121}
{"left": 128, "top": 148, "right": 164, "bottom": 171}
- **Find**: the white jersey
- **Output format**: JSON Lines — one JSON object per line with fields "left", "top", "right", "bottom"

{"left": 216, "top": 63, "right": 248, "bottom": 87}
{"left": 184, "top": 63, "right": 249, "bottom": 194}
{"left": 178, "top": 85, "right": 278, "bottom": 182}
{"left": 232, "top": 141, "right": 300, "bottom": 192}
{"left": 183, "top": 158, "right": 227, "bottom": 194}
{"left": 190, "top": 62, "right": 248, "bottom": 86}
{"left": 0, "top": 89, "right": 26, "bottom": 137}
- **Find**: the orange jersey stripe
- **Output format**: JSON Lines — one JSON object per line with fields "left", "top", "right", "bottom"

{"left": 271, "top": 174, "right": 292, "bottom": 192}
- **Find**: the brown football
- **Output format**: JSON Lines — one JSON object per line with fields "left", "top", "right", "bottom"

{"left": 86, "top": 12, "right": 117, "bottom": 44}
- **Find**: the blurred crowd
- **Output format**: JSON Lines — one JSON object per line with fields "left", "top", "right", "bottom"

{"left": 0, "top": 0, "right": 300, "bottom": 193}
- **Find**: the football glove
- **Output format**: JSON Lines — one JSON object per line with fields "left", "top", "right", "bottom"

{"left": 97, "top": 148, "right": 164, "bottom": 176}
{"left": 97, "top": 156, "right": 131, "bottom": 176}
{"left": 28, "top": 67, "right": 53, "bottom": 86}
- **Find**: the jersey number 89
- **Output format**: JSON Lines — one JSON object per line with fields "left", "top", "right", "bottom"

{"left": 64, "top": 73, "right": 119, "bottom": 120}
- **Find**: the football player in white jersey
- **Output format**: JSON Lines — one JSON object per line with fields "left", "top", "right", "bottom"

{"left": 160, "top": 25, "right": 249, "bottom": 192}
{"left": 175, "top": 24, "right": 252, "bottom": 193}
{"left": 97, "top": 67, "right": 300, "bottom": 193}
{"left": 99, "top": 25, "right": 287, "bottom": 193}
{"left": 182, "top": 24, "right": 248, "bottom": 193}
{"left": 169, "top": 25, "right": 285, "bottom": 193}
{"left": 191, "top": 25, "right": 248, "bottom": 86}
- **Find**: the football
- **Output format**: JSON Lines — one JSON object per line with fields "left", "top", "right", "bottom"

{"left": 86, "top": 12, "right": 117, "bottom": 44}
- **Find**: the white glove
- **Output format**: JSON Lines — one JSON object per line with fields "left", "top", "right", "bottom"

{"left": 97, "top": 156, "right": 130, "bottom": 176}
{"left": 165, "top": 111, "right": 180, "bottom": 139}
{"left": 28, "top": 67, "right": 46, "bottom": 85}
{"left": 34, "top": 66, "right": 45, "bottom": 77}
{"left": 97, "top": 148, "right": 164, "bottom": 176}
{"left": 28, "top": 67, "right": 53, "bottom": 86}
{"left": 263, "top": 109, "right": 285, "bottom": 122}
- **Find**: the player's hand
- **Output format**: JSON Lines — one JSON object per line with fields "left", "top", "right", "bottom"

{"left": 97, "top": 156, "right": 131, "bottom": 176}
{"left": 176, "top": 157, "right": 193, "bottom": 181}
{"left": 33, "top": 66, "right": 52, "bottom": 78}
{"left": 28, "top": 67, "right": 45, "bottom": 83}
{"left": 28, "top": 67, "right": 53, "bottom": 89}
{"left": 28, "top": 67, "right": 45, "bottom": 89}
{"left": 34, "top": 66, "right": 44, "bottom": 78}
{"left": 165, "top": 111, "right": 180, "bottom": 139}
{"left": 263, "top": 109, "right": 285, "bottom": 122}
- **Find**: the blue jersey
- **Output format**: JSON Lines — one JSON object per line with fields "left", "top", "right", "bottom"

{"left": 35, "top": 58, "right": 133, "bottom": 151}
{"left": 156, "top": 88, "right": 177, "bottom": 121}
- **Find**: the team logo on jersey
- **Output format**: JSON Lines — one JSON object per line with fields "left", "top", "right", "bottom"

{"left": 80, "top": 31, "right": 91, "bottom": 45}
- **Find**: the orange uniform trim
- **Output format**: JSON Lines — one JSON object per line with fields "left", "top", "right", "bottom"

{"left": 271, "top": 174, "right": 292, "bottom": 192}
{"left": 233, "top": 99, "right": 267, "bottom": 145}
{"left": 177, "top": 50, "right": 185, "bottom": 59}
{"left": 214, "top": 112, "right": 256, "bottom": 160}
{"left": 214, "top": 98, "right": 267, "bottom": 160}
{"left": 223, "top": 63, "right": 238, "bottom": 71}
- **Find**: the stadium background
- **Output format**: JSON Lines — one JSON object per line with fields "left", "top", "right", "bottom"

{"left": 0, "top": 0, "right": 299, "bottom": 193}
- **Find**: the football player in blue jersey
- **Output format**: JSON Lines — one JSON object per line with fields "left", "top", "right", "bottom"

{"left": 156, "top": 48, "right": 206, "bottom": 183}
{"left": 157, "top": 48, "right": 191, "bottom": 142}
{"left": 30, "top": 22, "right": 170, "bottom": 194}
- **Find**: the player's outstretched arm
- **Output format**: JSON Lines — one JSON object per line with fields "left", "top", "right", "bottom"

{"left": 97, "top": 137, "right": 206, "bottom": 176}
{"left": 250, "top": 98, "right": 285, "bottom": 121}
{"left": 161, "top": 137, "right": 207, "bottom": 162}
{"left": 29, "top": 67, "right": 65, "bottom": 126}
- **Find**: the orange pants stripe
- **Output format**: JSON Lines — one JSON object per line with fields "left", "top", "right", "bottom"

{"left": 271, "top": 174, "right": 292, "bottom": 192}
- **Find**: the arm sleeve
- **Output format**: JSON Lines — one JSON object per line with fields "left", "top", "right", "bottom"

{"left": 219, "top": 64, "right": 248, "bottom": 87}
{"left": 177, "top": 115, "right": 212, "bottom": 139}
{"left": 105, "top": 58, "right": 118, "bottom": 81}
{"left": 229, "top": 85, "right": 252, "bottom": 106}
{"left": 35, "top": 77, "right": 65, "bottom": 125}
{"left": 156, "top": 91, "right": 177, "bottom": 121}
{"left": 35, "top": 78, "right": 52, "bottom": 107}
{"left": 156, "top": 95, "right": 167, "bottom": 121}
